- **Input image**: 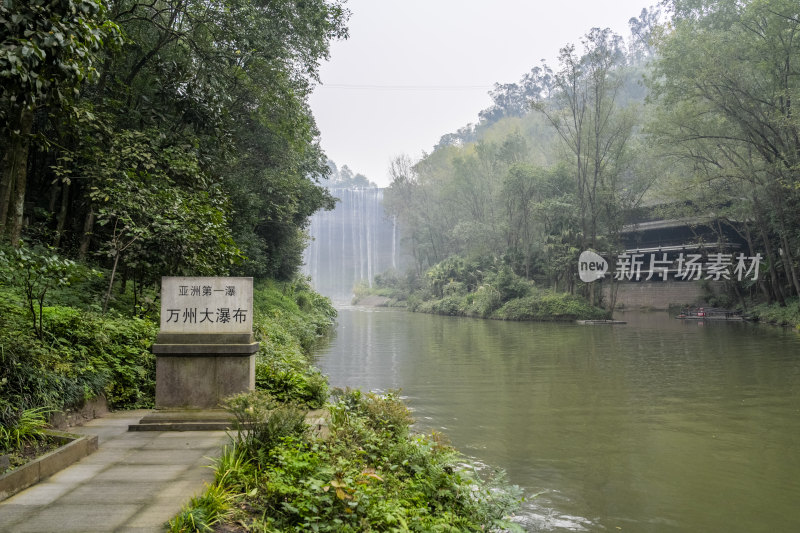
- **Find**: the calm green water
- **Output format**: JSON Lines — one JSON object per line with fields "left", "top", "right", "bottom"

{"left": 314, "top": 308, "right": 800, "bottom": 532}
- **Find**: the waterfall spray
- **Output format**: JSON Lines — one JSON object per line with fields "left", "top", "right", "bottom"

{"left": 303, "top": 187, "right": 399, "bottom": 304}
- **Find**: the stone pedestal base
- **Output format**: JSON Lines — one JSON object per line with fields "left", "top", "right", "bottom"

{"left": 155, "top": 354, "right": 255, "bottom": 409}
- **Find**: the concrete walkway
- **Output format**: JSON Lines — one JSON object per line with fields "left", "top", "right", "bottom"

{"left": 0, "top": 410, "right": 230, "bottom": 533}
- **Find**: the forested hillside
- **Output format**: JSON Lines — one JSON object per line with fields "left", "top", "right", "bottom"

{"left": 383, "top": 0, "right": 800, "bottom": 313}
{"left": 1, "top": 0, "right": 348, "bottom": 285}
{"left": 382, "top": 8, "right": 661, "bottom": 310}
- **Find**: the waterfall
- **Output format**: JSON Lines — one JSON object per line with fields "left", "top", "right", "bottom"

{"left": 303, "top": 188, "right": 399, "bottom": 304}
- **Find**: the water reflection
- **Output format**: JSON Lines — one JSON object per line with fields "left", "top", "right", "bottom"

{"left": 315, "top": 308, "right": 800, "bottom": 532}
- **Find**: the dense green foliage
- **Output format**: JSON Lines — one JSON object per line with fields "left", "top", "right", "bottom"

{"left": 0, "top": 407, "right": 50, "bottom": 456}
{"left": 0, "top": 0, "right": 348, "bottom": 445}
{"left": 171, "top": 285, "right": 523, "bottom": 532}
{"left": 493, "top": 292, "right": 609, "bottom": 321}
{"left": 749, "top": 299, "right": 800, "bottom": 329}
{"left": 1, "top": 0, "right": 348, "bottom": 288}
{"left": 358, "top": 257, "right": 608, "bottom": 321}
{"left": 171, "top": 390, "right": 523, "bottom": 532}
{"left": 251, "top": 279, "right": 335, "bottom": 408}
{"left": 0, "top": 0, "right": 350, "bottom": 467}
{"left": 0, "top": 239, "right": 335, "bottom": 449}
{"left": 0, "top": 245, "right": 160, "bottom": 436}
{"left": 380, "top": 14, "right": 658, "bottom": 314}
{"left": 645, "top": 0, "right": 800, "bottom": 308}
{"left": 323, "top": 160, "right": 377, "bottom": 189}
{"left": 0, "top": 406, "right": 56, "bottom": 474}
{"left": 0, "top": 279, "right": 158, "bottom": 443}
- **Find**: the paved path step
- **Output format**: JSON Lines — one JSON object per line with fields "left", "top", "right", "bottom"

{"left": 129, "top": 410, "right": 235, "bottom": 432}
{"left": 0, "top": 410, "right": 229, "bottom": 533}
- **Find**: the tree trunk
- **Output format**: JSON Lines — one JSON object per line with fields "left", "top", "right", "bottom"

{"left": 53, "top": 180, "right": 70, "bottom": 248}
{"left": 758, "top": 222, "right": 786, "bottom": 306}
{"left": 779, "top": 230, "right": 800, "bottom": 298}
{"left": 48, "top": 182, "right": 59, "bottom": 213}
{"left": 103, "top": 249, "right": 121, "bottom": 314}
{"left": 79, "top": 207, "right": 95, "bottom": 260}
{"left": 0, "top": 151, "right": 12, "bottom": 235}
{"left": 1, "top": 107, "right": 34, "bottom": 243}
{"left": 742, "top": 223, "right": 771, "bottom": 302}
{"left": 769, "top": 186, "right": 800, "bottom": 298}
{"left": 606, "top": 277, "right": 619, "bottom": 315}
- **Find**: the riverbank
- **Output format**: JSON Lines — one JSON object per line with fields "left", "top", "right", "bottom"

{"left": 170, "top": 282, "right": 523, "bottom": 532}
{"left": 353, "top": 260, "right": 609, "bottom": 322}
{"left": 748, "top": 298, "right": 800, "bottom": 328}
{"left": 414, "top": 289, "right": 608, "bottom": 321}
{"left": 354, "top": 284, "right": 609, "bottom": 322}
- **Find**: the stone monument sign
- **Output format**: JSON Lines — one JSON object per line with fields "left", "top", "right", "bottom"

{"left": 152, "top": 276, "right": 259, "bottom": 409}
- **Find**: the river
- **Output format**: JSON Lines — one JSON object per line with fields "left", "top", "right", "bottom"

{"left": 313, "top": 307, "right": 800, "bottom": 532}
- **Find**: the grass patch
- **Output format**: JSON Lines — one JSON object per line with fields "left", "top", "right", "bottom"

{"left": 1, "top": 407, "right": 55, "bottom": 473}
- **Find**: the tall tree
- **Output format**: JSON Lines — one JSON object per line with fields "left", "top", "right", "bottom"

{"left": 2, "top": 0, "right": 349, "bottom": 289}
{"left": 531, "top": 28, "right": 642, "bottom": 306}
{"left": 0, "top": 0, "right": 119, "bottom": 245}
{"left": 533, "top": 28, "right": 637, "bottom": 253}
{"left": 649, "top": 0, "right": 800, "bottom": 300}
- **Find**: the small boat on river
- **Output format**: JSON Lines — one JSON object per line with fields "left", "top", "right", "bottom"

{"left": 675, "top": 307, "right": 744, "bottom": 320}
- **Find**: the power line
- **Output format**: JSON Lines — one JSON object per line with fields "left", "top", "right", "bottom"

{"left": 319, "top": 83, "right": 492, "bottom": 91}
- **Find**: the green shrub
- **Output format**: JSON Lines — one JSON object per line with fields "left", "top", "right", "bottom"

{"left": 406, "top": 294, "right": 422, "bottom": 311}
{"left": 0, "top": 407, "right": 51, "bottom": 453}
{"left": 417, "top": 295, "right": 465, "bottom": 316}
{"left": 750, "top": 298, "right": 800, "bottom": 328}
{"left": 194, "top": 389, "right": 523, "bottom": 532}
{"left": 328, "top": 389, "right": 413, "bottom": 442}
{"left": 493, "top": 266, "right": 531, "bottom": 301}
{"left": 443, "top": 280, "right": 466, "bottom": 296}
{"left": 168, "top": 483, "right": 234, "bottom": 533}
{"left": 394, "top": 255, "right": 610, "bottom": 322}
{"left": 253, "top": 278, "right": 335, "bottom": 352}
{"left": 495, "top": 290, "right": 609, "bottom": 321}
{"left": 0, "top": 294, "right": 157, "bottom": 419}
{"left": 39, "top": 306, "right": 157, "bottom": 409}
{"left": 224, "top": 391, "right": 308, "bottom": 461}
{"left": 0, "top": 243, "right": 92, "bottom": 339}
{"left": 253, "top": 313, "right": 329, "bottom": 408}
{"left": 248, "top": 279, "right": 335, "bottom": 408}
{"left": 467, "top": 284, "right": 503, "bottom": 317}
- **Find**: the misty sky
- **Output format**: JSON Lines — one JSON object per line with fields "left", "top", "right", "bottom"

{"left": 309, "top": 0, "right": 655, "bottom": 187}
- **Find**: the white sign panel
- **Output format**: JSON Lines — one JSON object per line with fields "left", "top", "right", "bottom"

{"left": 160, "top": 277, "right": 253, "bottom": 334}
{"left": 578, "top": 250, "right": 608, "bottom": 282}
{"left": 577, "top": 251, "right": 763, "bottom": 283}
